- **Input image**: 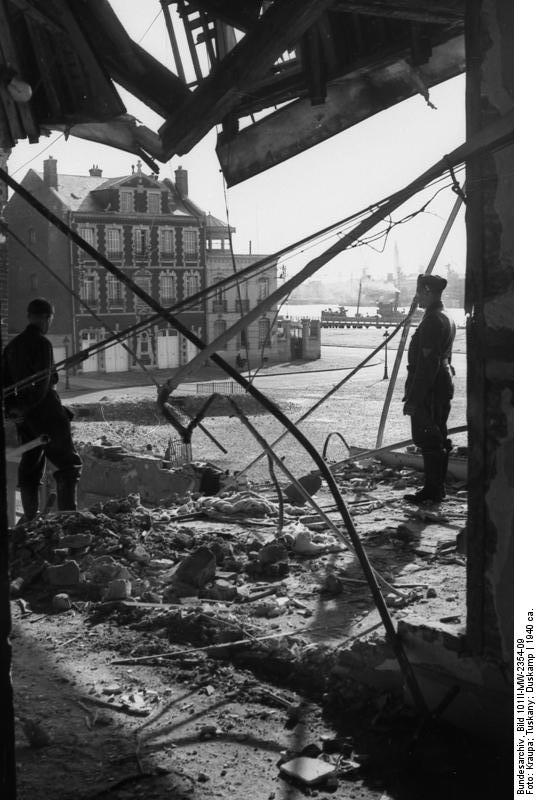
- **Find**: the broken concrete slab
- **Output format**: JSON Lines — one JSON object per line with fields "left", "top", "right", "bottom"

{"left": 279, "top": 756, "right": 336, "bottom": 786}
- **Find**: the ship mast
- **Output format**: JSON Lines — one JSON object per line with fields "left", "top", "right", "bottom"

{"left": 356, "top": 278, "right": 362, "bottom": 319}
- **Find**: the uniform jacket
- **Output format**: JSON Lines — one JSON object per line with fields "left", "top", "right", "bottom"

{"left": 3, "top": 323, "right": 59, "bottom": 417}
{"left": 404, "top": 301, "right": 456, "bottom": 405}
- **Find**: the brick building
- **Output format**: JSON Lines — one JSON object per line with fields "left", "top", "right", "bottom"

{"left": 5, "top": 158, "right": 247, "bottom": 372}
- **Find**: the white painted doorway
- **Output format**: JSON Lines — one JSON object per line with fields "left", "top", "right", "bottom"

{"left": 157, "top": 329, "right": 179, "bottom": 368}
{"left": 80, "top": 331, "right": 99, "bottom": 372}
{"left": 104, "top": 342, "right": 129, "bottom": 372}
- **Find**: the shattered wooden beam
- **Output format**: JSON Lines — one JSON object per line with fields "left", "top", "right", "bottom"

{"left": 159, "top": 0, "right": 337, "bottom": 157}
{"left": 0, "top": 0, "right": 39, "bottom": 142}
{"left": 217, "top": 34, "right": 464, "bottom": 186}
{"left": 73, "top": 0, "right": 190, "bottom": 118}
{"left": 49, "top": 116, "right": 164, "bottom": 161}
{"left": 174, "top": 0, "right": 263, "bottom": 31}
{"left": 332, "top": 0, "right": 464, "bottom": 24}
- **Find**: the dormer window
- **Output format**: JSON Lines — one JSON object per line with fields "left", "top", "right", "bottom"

{"left": 119, "top": 190, "right": 134, "bottom": 213}
{"left": 147, "top": 192, "right": 161, "bottom": 215}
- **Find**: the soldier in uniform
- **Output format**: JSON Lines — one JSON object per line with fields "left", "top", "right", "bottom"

{"left": 403, "top": 275, "right": 456, "bottom": 504}
{"left": 3, "top": 298, "right": 82, "bottom": 521}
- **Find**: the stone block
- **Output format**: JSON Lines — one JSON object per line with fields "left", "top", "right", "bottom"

{"left": 171, "top": 546, "right": 216, "bottom": 589}
{"left": 103, "top": 579, "right": 132, "bottom": 601}
{"left": 46, "top": 561, "right": 80, "bottom": 586}
{"left": 59, "top": 533, "right": 94, "bottom": 549}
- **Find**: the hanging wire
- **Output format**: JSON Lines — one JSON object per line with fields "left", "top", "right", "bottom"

{"left": 0, "top": 219, "right": 158, "bottom": 390}
{"left": 0, "top": 159, "right": 465, "bottom": 399}
{"left": 11, "top": 133, "right": 64, "bottom": 177}
{"left": 138, "top": 8, "right": 163, "bottom": 43}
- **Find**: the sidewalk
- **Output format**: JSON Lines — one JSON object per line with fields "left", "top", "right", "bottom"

{"left": 61, "top": 361, "right": 236, "bottom": 401}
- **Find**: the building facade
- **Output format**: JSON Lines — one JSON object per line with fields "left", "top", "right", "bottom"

{"left": 205, "top": 214, "right": 279, "bottom": 368}
{"left": 5, "top": 159, "right": 276, "bottom": 373}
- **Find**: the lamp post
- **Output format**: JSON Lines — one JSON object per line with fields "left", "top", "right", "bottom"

{"left": 63, "top": 336, "right": 70, "bottom": 390}
{"left": 383, "top": 329, "right": 389, "bottom": 380}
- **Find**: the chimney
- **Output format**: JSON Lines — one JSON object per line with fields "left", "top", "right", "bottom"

{"left": 174, "top": 166, "right": 188, "bottom": 197}
{"left": 43, "top": 155, "right": 58, "bottom": 189}
{"left": 89, "top": 164, "right": 102, "bottom": 177}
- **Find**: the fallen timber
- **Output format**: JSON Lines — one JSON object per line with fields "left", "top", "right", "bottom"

{"left": 0, "top": 117, "right": 511, "bottom": 717}
{"left": 350, "top": 445, "right": 467, "bottom": 482}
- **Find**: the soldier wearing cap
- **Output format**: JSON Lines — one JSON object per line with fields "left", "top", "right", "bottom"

{"left": 3, "top": 298, "right": 82, "bottom": 521}
{"left": 402, "top": 275, "right": 456, "bottom": 504}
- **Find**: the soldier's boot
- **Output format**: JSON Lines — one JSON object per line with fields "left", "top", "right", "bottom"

{"left": 404, "top": 450, "right": 444, "bottom": 505}
{"left": 55, "top": 474, "right": 78, "bottom": 511}
{"left": 18, "top": 484, "right": 40, "bottom": 524}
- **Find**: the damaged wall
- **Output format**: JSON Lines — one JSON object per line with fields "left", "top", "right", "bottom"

{"left": 465, "top": 0, "right": 514, "bottom": 665}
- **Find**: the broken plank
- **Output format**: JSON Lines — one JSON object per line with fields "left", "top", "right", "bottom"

{"left": 160, "top": 0, "right": 337, "bottom": 156}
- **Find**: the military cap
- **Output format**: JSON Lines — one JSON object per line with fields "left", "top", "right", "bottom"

{"left": 416, "top": 274, "right": 447, "bottom": 294}
{"left": 27, "top": 297, "right": 54, "bottom": 316}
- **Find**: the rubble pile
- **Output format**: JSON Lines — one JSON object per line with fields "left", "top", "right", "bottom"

{"left": 8, "top": 489, "right": 344, "bottom": 606}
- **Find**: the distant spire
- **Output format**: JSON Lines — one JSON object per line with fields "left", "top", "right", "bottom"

{"left": 393, "top": 240, "right": 401, "bottom": 270}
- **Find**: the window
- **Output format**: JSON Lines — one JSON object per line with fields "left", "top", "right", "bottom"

{"left": 258, "top": 277, "right": 269, "bottom": 299}
{"left": 184, "top": 270, "right": 200, "bottom": 299}
{"left": 160, "top": 228, "right": 174, "bottom": 256}
{"left": 183, "top": 228, "right": 199, "bottom": 258}
{"left": 212, "top": 275, "right": 227, "bottom": 312}
{"left": 106, "top": 227, "right": 122, "bottom": 256}
{"left": 258, "top": 317, "right": 272, "bottom": 349}
{"left": 78, "top": 226, "right": 96, "bottom": 259}
{"left": 160, "top": 273, "right": 176, "bottom": 304}
{"left": 147, "top": 192, "right": 160, "bottom": 215}
{"left": 106, "top": 275, "right": 125, "bottom": 307}
{"left": 119, "top": 190, "right": 134, "bottom": 213}
{"left": 134, "top": 228, "right": 149, "bottom": 256}
{"left": 79, "top": 227, "right": 95, "bottom": 246}
{"left": 28, "top": 228, "right": 36, "bottom": 244}
{"left": 80, "top": 271, "right": 98, "bottom": 306}
{"left": 30, "top": 273, "right": 38, "bottom": 290}
{"left": 133, "top": 273, "right": 152, "bottom": 311}
{"left": 214, "top": 318, "right": 227, "bottom": 349}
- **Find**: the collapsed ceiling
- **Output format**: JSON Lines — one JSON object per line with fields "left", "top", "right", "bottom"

{"left": 0, "top": 0, "right": 465, "bottom": 184}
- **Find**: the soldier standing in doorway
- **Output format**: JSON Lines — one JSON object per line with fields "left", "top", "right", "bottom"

{"left": 402, "top": 275, "right": 456, "bottom": 504}
{"left": 3, "top": 298, "right": 82, "bottom": 521}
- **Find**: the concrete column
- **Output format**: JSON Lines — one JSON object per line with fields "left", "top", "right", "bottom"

{"left": 465, "top": 0, "right": 513, "bottom": 664}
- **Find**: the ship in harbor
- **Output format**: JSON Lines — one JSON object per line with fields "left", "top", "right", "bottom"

{"left": 321, "top": 283, "right": 423, "bottom": 328}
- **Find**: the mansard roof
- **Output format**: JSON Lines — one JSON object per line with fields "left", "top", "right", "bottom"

{"left": 30, "top": 168, "right": 200, "bottom": 217}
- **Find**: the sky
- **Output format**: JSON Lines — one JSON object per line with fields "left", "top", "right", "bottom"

{"left": 6, "top": 1, "right": 467, "bottom": 284}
